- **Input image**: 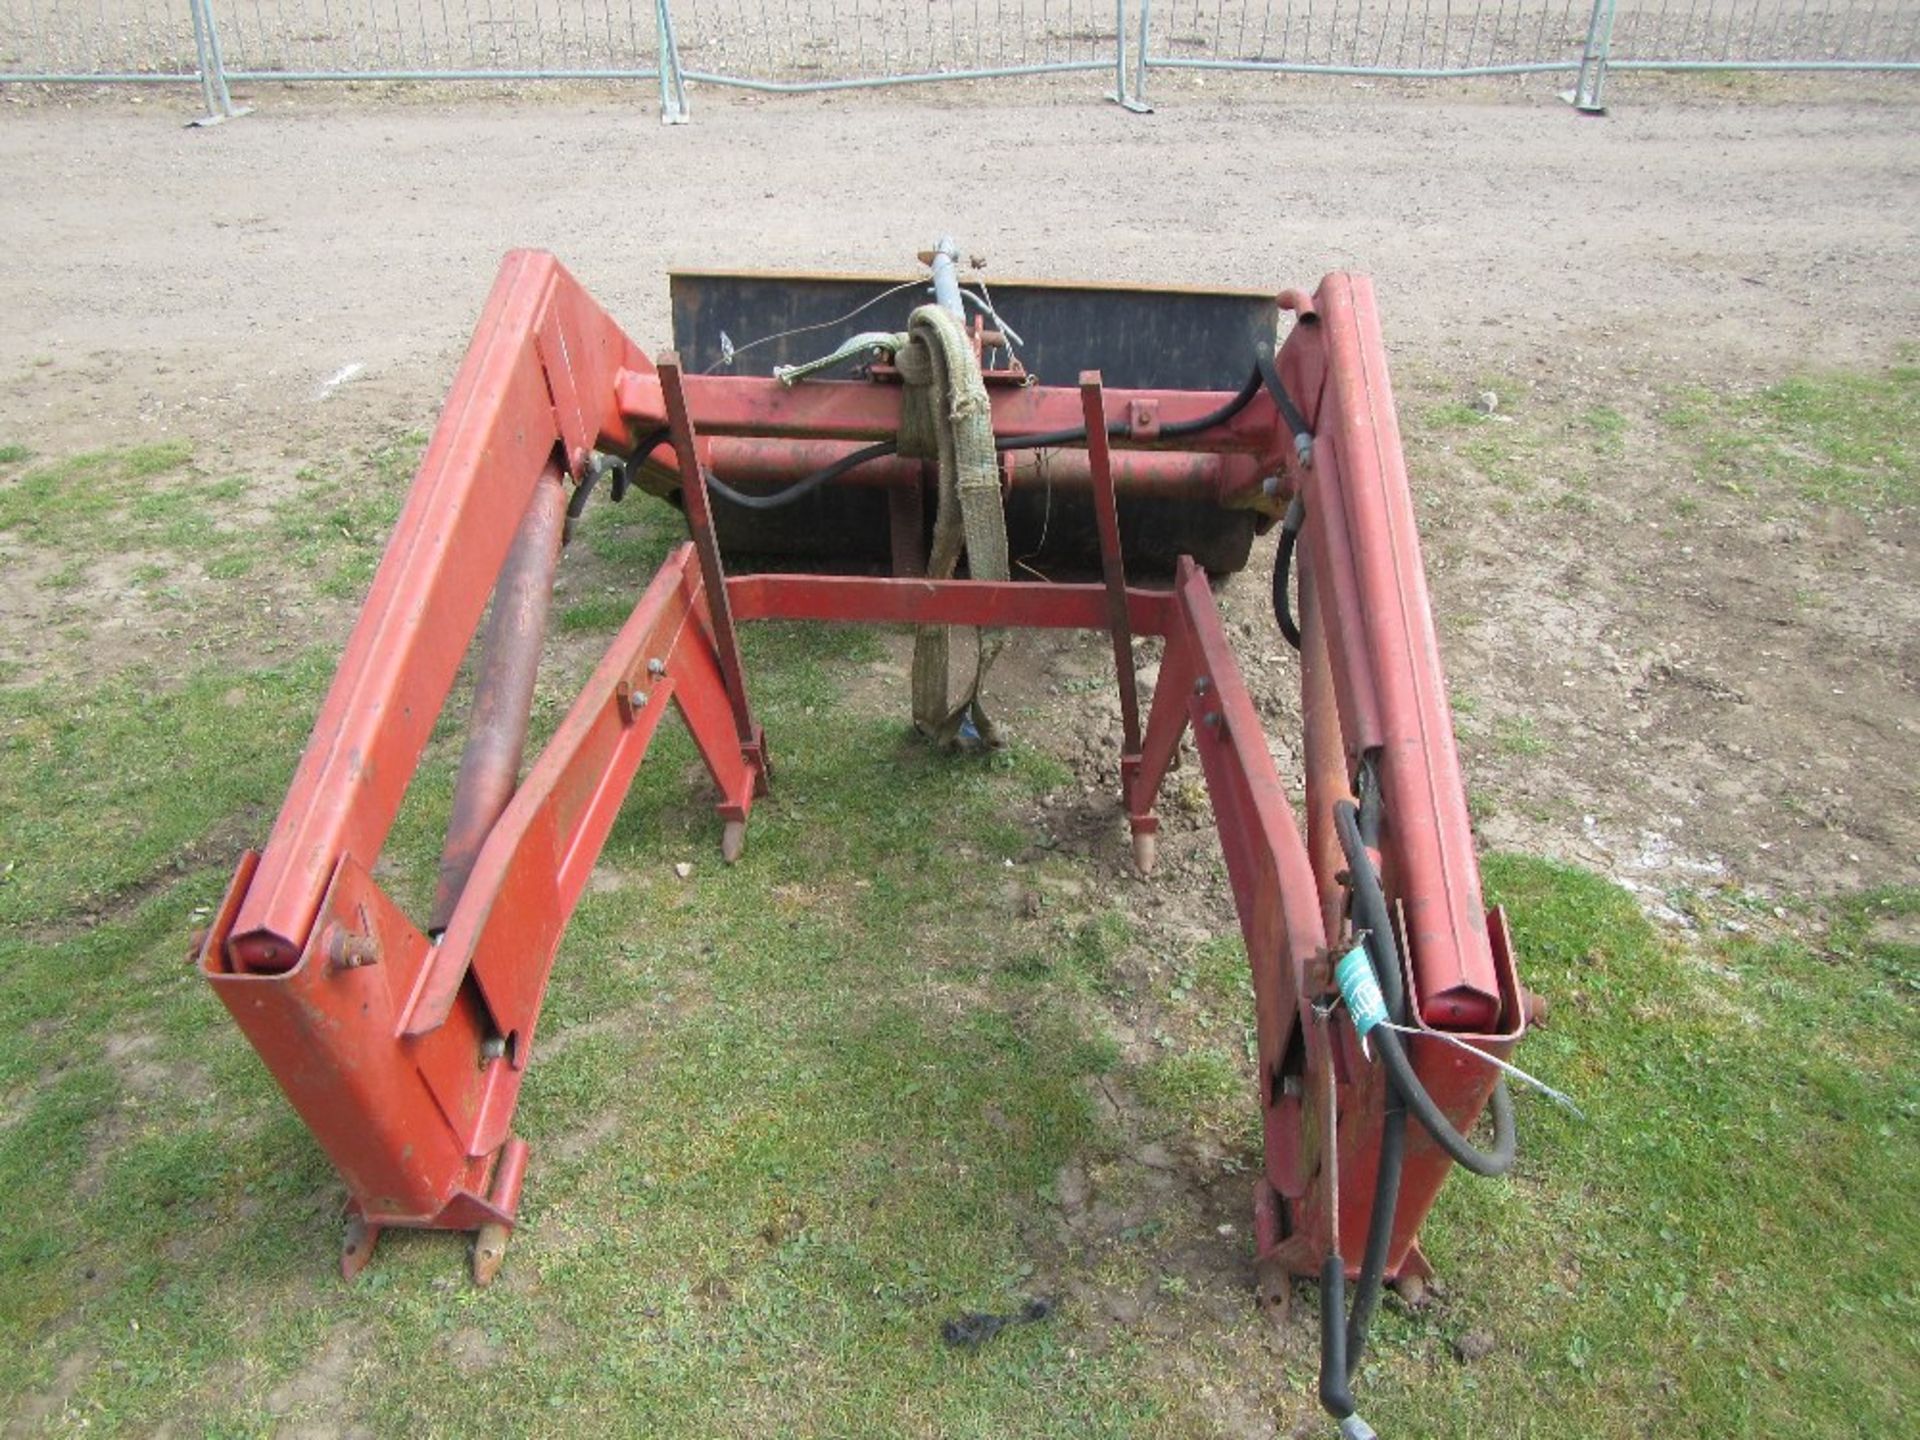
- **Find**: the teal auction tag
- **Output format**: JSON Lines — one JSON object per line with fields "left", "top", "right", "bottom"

{"left": 1335, "top": 944, "right": 1388, "bottom": 1043}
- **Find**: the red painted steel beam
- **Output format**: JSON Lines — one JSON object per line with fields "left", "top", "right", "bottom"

{"left": 725, "top": 574, "right": 1178, "bottom": 634}
{"left": 1081, "top": 373, "right": 1147, "bottom": 848}
{"left": 226, "top": 251, "right": 653, "bottom": 974}
{"left": 1165, "top": 560, "right": 1328, "bottom": 1206}
{"left": 1310, "top": 274, "right": 1500, "bottom": 1032}
{"left": 616, "top": 370, "right": 1284, "bottom": 455}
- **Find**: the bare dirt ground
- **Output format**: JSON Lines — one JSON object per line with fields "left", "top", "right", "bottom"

{"left": 2, "top": 77, "right": 1914, "bottom": 898}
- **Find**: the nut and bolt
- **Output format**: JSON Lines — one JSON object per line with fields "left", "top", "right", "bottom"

{"left": 480, "top": 1036, "right": 508, "bottom": 1062}
{"left": 326, "top": 928, "right": 380, "bottom": 970}
{"left": 647, "top": 658, "right": 666, "bottom": 676}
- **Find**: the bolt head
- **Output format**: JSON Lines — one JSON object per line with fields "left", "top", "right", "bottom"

{"left": 647, "top": 658, "right": 666, "bottom": 676}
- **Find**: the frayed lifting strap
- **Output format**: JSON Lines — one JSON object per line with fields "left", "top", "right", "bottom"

{"left": 897, "top": 306, "right": 1010, "bottom": 750}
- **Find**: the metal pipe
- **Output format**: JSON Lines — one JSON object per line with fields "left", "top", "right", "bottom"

{"left": 928, "top": 237, "right": 966, "bottom": 323}
{"left": 429, "top": 463, "right": 567, "bottom": 935}
{"left": 694, "top": 435, "right": 1257, "bottom": 502}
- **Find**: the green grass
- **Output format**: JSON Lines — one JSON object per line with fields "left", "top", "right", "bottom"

{"left": 1415, "top": 355, "right": 1919, "bottom": 523}
{"left": 4, "top": 638, "right": 1910, "bottom": 1436}
{"left": 1363, "top": 862, "right": 1920, "bottom": 1439}
{"left": 3, "top": 378, "right": 1916, "bottom": 1435}
{"left": 274, "top": 435, "right": 421, "bottom": 596}
{"left": 0, "top": 442, "right": 196, "bottom": 545}
{"left": 1491, "top": 714, "right": 1550, "bottom": 757}
{"left": 1666, "top": 360, "right": 1918, "bottom": 513}
{"left": 0, "top": 639, "right": 1165, "bottom": 1435}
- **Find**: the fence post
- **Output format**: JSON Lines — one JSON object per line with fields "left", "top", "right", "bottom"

{"left": 1106, "top": 0, "right": 1151, "bottom": 112}
{"left": 1133, "top": 0, "right": 1151, "bottom": 108}
{"left": 656, "top": 0, "right": 690, "bottom": 124}
{"left": 1566, "top": 0, "right": 1616, "bottom": 114}
{"left": 186, "top": 0, "right": 248, "bottom": 125}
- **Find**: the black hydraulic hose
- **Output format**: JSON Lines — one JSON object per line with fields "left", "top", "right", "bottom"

{"left": 992, "top": 363, "right": 1266, "bottom": 454}
{"left": 1318, "top": 1253, "right": 1358, "bottom": 1420}
{"left": 1334, "top": 799, "right": 1518, "bottom": 1179}
{"left": 1256, "top": 342, "right": 1314, "bottom": 449}
{"left": 1272, "top": 495, "right": 1305, "bottom": 651}
{"left": 699, "top": 439, "right": 901, "bottom": 512}
{"left": 1336, "top": 757, "right": 1407, "bottom": 1387}
{"left": 1344, "top": 1108, "right": 1406, "bottom": 1380}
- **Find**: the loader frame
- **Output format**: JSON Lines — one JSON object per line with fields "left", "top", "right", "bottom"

{"left": 197, "top": 251, "right": 1524, "bottom": 1308}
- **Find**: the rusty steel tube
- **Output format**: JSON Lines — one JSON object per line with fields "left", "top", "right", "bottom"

{"left": 691, "top": 435, "right": 1261, "bottom": 503}
{"left": 429, "top": 463, "right": 567, "bottom": 934}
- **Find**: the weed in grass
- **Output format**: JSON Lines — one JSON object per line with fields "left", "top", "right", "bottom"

{"left": 1493, "top": 714, "right": 1550, "bottom": 757}
{"left": 1581, "top": 405, "right": 1628, "bottom": 453}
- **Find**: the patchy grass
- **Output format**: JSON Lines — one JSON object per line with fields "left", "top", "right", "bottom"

{"left": 1666, "top": 359, "right": 1917, "bottom": 513}
{"left": 275, "top": 434, "right": 422, "bottom": 597}
{"left": 1491, "top": 713, "right": 1550, "bottom": 757}
{"left": 1414, "top": 355, "right": 1918, "bottom": 524}
{"left": 0, "top": 632, "right": 1164, "bottom": 1435}
{"left": 2, "top": 385, "right": 1915, "bottom": 1435}
{"left": 0, "top": 442, "right": 199, "bottom": 546}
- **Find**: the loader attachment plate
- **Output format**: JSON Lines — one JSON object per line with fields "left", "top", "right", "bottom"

{"left": 669, "top": 270, "right": 1281, "bottom": 574}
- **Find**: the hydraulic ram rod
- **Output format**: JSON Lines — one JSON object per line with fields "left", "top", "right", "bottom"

{"left": 430, "top": 464, "right": 567, "bottom": 935}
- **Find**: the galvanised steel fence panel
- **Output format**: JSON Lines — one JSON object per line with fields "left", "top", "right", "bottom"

{"left": 1608, "top": 0, "right": 1920, "bottom": 67}
{"left": 1133, "top": 0, "right": 1598, "bottom": 81}
{"left": 2, "top": 0, "right": 202, "bottom": 80}
{"left": 209, "top": 0, "right": 670, "bottom": 81}
{"left": 1127, "top": 0, "right": 1919, "bottom": 105}
{"left": 669, "top": 0, "right": 1122, "bottom": 90}
{"left": 1, "top": 0, "right": 1915, "bottom": 117}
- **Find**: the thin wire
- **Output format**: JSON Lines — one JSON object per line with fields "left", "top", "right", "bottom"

{"left": 707, "top": 278, "right": 927, "bottom": 372}
{"left": 1014, "top": 449, "right": 1056, "bottom": 582}
{"left": 1376, "top": 1021, "right": 1586, "bottom": 1119}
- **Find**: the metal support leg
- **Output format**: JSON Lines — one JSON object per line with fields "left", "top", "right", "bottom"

{"left": 1565, "top": 0, "right": 1616, "bottom": 114}
{"left": 658, "top": 352, "right": 768, "bottom": 859}
{"left": 186, "top": 0, "right": 250, "bottom": 127}
{"left": 656, "top": 0, "right": 690, "bottom": 124}
{"left": 1080, "top": 373, "right": 1150, "bottom": 870}
{"left": 1106, "top": 0, "right": 1152, "bottom": 113}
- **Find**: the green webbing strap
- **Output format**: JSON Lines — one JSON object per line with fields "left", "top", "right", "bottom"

{"left": 772, "top": 331, "right": 903, "bottom": 387}
{"left": 897, "top": 305, "right": 1009, "bottom": 750}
